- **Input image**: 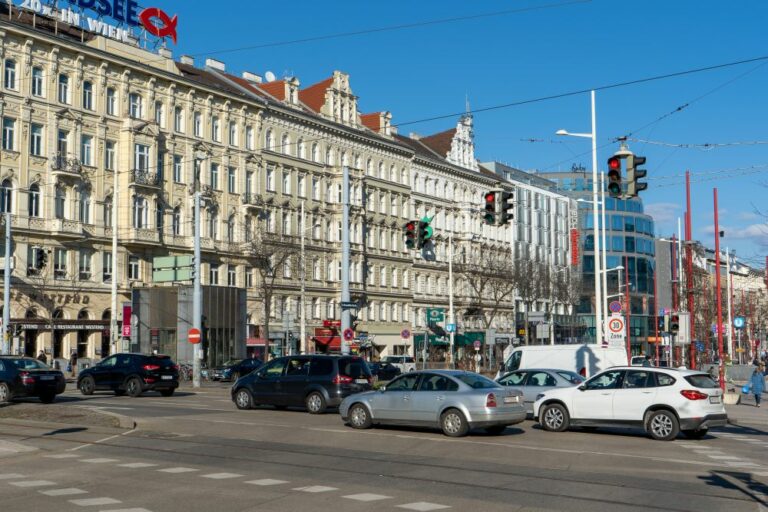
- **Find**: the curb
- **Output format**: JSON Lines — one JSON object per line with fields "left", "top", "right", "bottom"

{"left": 75, "top": 406, "right": 136, "bottom": 430}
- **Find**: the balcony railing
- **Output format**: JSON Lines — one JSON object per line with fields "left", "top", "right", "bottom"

{"left": 242, "top": 193, "right": 262, "bottom": 206}
{"left": 50, "top": 153, "right": 83, "bottom": 175}
{"left": 131, "top": 169, "right": 161, "bottom": 187}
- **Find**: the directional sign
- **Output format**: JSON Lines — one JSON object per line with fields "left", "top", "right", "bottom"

{"left": 343, "top": 328, "right": 355, "bottom": 342}
{"left": 734, "top": 316, "right": 746, "bottom": 329}
{"left": 188, "top": 327, "right": 202, "bottom": 344}
{"left": 400, "top": 329, "right": 411, "bottom": 339}
{"left": 341, "top": 301, "right": 359, "bottom": 310}
{"left": 609, "top": 301, "right": 623, "bottom": 314}
{"left": 605, "top": 316, "right": 626, "bottom": 348}
{"left": 426, "top": 308, "right": 445, "bottom": 323}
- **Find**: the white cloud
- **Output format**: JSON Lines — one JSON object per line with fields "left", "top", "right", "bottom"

{"left": 737, "top": 210, "right": 762, "bottom": 221}
{"left": 644, "top": 202, "right": 682, "bottom": 224}
{"left": 701, "top": 223, "right": 768, "bottom": 246}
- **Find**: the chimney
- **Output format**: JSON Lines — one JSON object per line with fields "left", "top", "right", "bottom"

{"left": 205, "top": 58, "right": 225, "bottom": 72}
{"left": 242, "top": 71, "right": 262, "bottom": 84}
{"left": 179, "top": 55, "right": 194, "bottom": 66}
{"left": 409, "top": 132, "right": 421, "bottom": 140}
{"left": 158, "top": 47, "right": 172, "bottom": 59}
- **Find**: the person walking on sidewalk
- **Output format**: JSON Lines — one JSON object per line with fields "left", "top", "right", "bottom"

{"left": 749, "top": 365, "right": 765, "bottom": 407}
{"left": 36, "top": 350, "right": 47, "bottom": 365}
{"left": 69, "top": 351, "right": 78, "bottom": 378}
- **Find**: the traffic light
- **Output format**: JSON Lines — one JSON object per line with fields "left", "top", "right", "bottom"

{"left": 500, "top": 191, "right": 514, "bottom": 225}
{"left": 670, "top": 313, "right": 680, "bottom": 334}
{"left": 404, "top": 221, "right": 418, "bottom": 250}
{"left": 626, "top": 154, "right": 647, "bottom": 197}
{"left": 607, "top": 156, "right": 622, "bottom": 198}
{"left": 483, "top": 191, "right": 499, "bottom": 225}
{"left": 417, "top": 219, "right": 433, "bottom": 249}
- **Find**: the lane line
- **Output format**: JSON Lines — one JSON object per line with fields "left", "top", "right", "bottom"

{"left": 81, "top": 458, "right": 120, "bottom": 464}
{"left": 69, "top": 497, "right": 122, "bottom": 506}
{"left": 244, "top": 479, "right": 289, "bottom": 486}
{"left": 44, "top": 454, "right": 82, "bottom": 459}
{"left": 157, "top": 467, "right": 198, "bottom": 473}
{"left": 292, "top": 485, "right": 339, "bottom": 493}
{"left": 40, "top": 488, "right": 89, "bottom": 496}
{"left": 96, "top": 509, "right": 153, "bottom": 512}
{"left": 10, "top": 480, "right": 57, "bottom": 487}
{"left": 397, "top": 502, "right": 451, "bottom": 511}
{"left": 343, "top": 493, "right": 393, "bottom": 502}
{"left": 200, "top": 473, "right": 243, "bottom": 479}
{"left": 118, "top": 463, "right": 158, "bottom": 468}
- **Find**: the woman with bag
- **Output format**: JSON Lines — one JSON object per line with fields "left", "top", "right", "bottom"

{"left": 749, "top": 365, "right": 765, "bottom": 407}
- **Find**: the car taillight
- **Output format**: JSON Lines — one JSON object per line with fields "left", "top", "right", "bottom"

{"left": 142, "top": 364, "right": 161, "bottom": 371}
{"left": 486, "top": 393, "right": 497, "bottom": 408}
{"left": 20, "top": 371, "right": 35, "bottom": 385}
{"left": 681, "top": 390, "right": 708, "bottom": 400}
{"left": 332, "top": 374, "right": 353, "bottom": 384}
{"left": 172, "top": 364, "right": 180, "bottom": 371}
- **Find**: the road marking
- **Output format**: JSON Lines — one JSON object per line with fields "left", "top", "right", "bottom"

{"left": 200, "top": 473, "right": 243, "bottom": 479}
{"left": 293, "top": 485, "right": 339, "bottom": 493}
{"left": 0, "top": 473, "right": 25, "bottom": 480}
{"left": 69, "top": 497, "right": 122, "bottom": 506}
{"left": 118, "top": 463, "right": 158, "bottom": 469}
{"left": 725, "top": 461, "right": 762, "bottom": 467}
{"left": 397, "top": 502, "right": 451, "bottom": 511}
{"left": 81, "top": 458, "right": 120, "bottom": 464}
{"left": 0, "top": 440, "right": 37, "bottom": 453}
{"left": 754, "top": 471, "right": 768, "bottom": 476}
{"left": 157, "top": 467, "right": 198, "bottom": 474}
{"left": 67, "top": 433, "right": 127, "bottom": 452}
{"left": 40, "top": 488, "right": 88, "bottom": 496}
{"left": 343, "top": 493, "right": 393, "bottom": 502}
{"left": 708, "top": 455, "right": 742, "bottom": 460}
{"left": 245, "top": 479, "right": 288, "bottom": 486}
{"left": 45, "top": 454, "right": 81, "bottom": 459}
{"left": 97, "top": 509, "right": 153, "bottom": 512}
{"left": 10, "top": 480, "right": 57, "bottom": 487}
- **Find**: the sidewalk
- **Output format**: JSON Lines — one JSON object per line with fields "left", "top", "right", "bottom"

{"left": 725, "top": 390, "right": 768, "bottom": 430}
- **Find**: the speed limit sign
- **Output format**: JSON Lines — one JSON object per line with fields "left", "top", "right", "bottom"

{"left": 605, "top": 315, "right": 626, "bottom": 347}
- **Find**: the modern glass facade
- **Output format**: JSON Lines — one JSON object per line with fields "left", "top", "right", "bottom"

{"left": 537, "top": 171, "right": 657, "bottom": 354}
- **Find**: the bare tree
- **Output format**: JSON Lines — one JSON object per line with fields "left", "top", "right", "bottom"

{"left": 513, "top": 259, "right": 548, "bottom": 345}
{"left": 454, "top": 245, "right": 516, "bottom": 331}
{"left": 552, "top": 269, "right": 583, "bottom": 342}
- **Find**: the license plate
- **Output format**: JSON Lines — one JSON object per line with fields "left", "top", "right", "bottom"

{"left": 355, "top": 379, "right": 368, "bottom": 384}
{"left": 503, "top": 396, "right": 519, "bottom": 404}
{"left": 161, "top": 375, "right": 173, "bottom": 380}
{"left": 709, "top": 396, "right": 721, "bottom": 404}
{"left": 40, "top": 375, "right": 54, "bottom": 381}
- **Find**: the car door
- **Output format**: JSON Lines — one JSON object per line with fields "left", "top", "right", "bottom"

{"left": 612, "top": 370, "right": 658, "bottom": 421}
{"left": 410, "top": 374, "right": 458, "bottom": 424}
{"left": 280, "top": 357, "right": 310, "bottom": 406}
{"left": 372, "top": 373, "right": 420, "bottom": 422}
{"left": 112, "top": 354, "right": 135, "bottom": 389}
{"left": 522, "top": 371, "right": 559, "bottom": 414}
{"left": 571, "top": 370, "right": 624, "bottom": 420}
{"left": 249, "top": 358, "right": 288, "bottom": 406}
{"left": 90, "top": 356, "right": 117, "bottom": 389}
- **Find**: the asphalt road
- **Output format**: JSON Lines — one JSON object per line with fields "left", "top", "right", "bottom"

{"left": 1, "top": 383, "right": 767, "bottom": 512}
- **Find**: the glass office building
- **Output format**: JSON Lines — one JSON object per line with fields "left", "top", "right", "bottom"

{"left": 537, "top": 170, "right": 656, "bottom": 355}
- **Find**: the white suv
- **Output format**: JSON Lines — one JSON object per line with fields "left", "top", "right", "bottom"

{"left": 533, "top": 366, "right": 727, "bottom": 441}
{"left": 381, "top": 355, "right": 416, "bottom": 373}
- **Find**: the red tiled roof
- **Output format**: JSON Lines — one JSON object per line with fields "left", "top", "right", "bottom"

{"left": 224, "top": 74, "right": 270, "bottom": 99}
{"left": 419, "top": 128, "right": 456, "bottom": 158}
{"left": 360, "top": 112, "right": 383, "bottom": 133}
{"left": 299, "top": 77, "right": 334, "bottom": 113}
{"left": 256, "top": 80, "right": 287, "bottom": 101}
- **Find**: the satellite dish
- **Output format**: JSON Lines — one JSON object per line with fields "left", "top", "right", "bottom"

{"left": 264, "top": 71, "right": 276, "bottom": 82}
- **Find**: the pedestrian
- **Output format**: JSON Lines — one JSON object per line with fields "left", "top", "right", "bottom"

{"left": 749, "top": 365, "right": 765, "bottom": 408}
{"left": 69, "top": 351, "right": 78, "bottom": 378}
{"left": 36, "top": 350, "right": 47, "bottom": 365}
{"left": 642, "top": 355, "right": 652, "bottom": 367}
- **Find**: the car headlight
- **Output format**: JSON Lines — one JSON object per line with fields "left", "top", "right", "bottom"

{"left": 536, "top": 393, "right": 546, "bottom": 401}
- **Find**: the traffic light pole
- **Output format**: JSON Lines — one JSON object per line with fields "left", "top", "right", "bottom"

{"left": 713, "top": 188, "right": 725, "bottom": 391}
{"left": 111, "top": 170, "right": 119, "bottom": 355}
{"left": 590, "top": 90, "right": 604, "bottom": 345}
{"left": 340, "top": 166, "right": 351, "bottom": 355}
{"left": 193, "top": 189, "right": 202, "bottom": 388}
{"left": 2, "top": 213, "right": 10, "bottom": 355}
{"left": 448, "top": 232, "right": 455, "bottom": 368}
{"left": 726, "top": 247, "right": 734, "bottom": 363}
{"left": 685, "top": 170, "right": 696, "bottom": 369}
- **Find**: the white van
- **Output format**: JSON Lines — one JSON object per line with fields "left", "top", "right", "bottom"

{"left": 495, "top": 345, "right": 628, "bottom": 379}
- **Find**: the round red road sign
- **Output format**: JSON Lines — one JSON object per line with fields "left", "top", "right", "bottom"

{"left": 343, "top": 328, "right": 354, "bottom": 341}
{"left": 188, "top": 327, "right": 202, "bottom": 344}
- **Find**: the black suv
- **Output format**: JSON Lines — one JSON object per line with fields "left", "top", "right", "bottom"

{"left": 211, "top": 357, "right": 263, "bottom": 381}
{"left": 231, "top": 355, "right": 372, "bottom": 414}
{"left": 0, "top": 356, "right": 65, "bottom": 403}
{"left": 77, "top": 353, "right": 179, "bottom": 397}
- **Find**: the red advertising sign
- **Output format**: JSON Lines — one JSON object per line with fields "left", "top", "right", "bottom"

{"left": 323, "top": 319, "right": 341, "bottom": 328}
{"left": 122, "top": 304, "right": 132, "bottom": 337}
{"left": 570, "top": 229, "right": 580, "bottom": 266}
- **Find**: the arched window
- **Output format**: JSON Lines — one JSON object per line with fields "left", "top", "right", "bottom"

{"left": 366, "top": 159, "right": 373, "bottom": 176}
{"left": 378, "top": 162, "right": 384, "bottom": 179}
{"left": 298, "top": 138, "right": 306, "bottom": 159}
{"left": 265, "top": 129, "right": 274, "bottom": 150}
{"left": 172, "top": 207, "right": 181, "bottom": 235}
{"left": 325, "top": 147, "right": 333, "bottom": 165}
{"left": 281, "top": 133, "right": 290, "bottom": 155}
{"left": 0, "top": 179, "right": 12, "bottom": 213}
{"left": 312, "top": 143, "right": 320, "bottom": 162}
{"left": 28, "top": 184, "right": 40, "bottom": 217}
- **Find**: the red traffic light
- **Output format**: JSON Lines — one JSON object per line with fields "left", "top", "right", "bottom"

{"left": 484, "top": 192, "right": 496, "bottom": 203}
{"left": 405, "top": 222, "right": 416, "bottom": 231}
{"left": 607, "top": 156, "right": 620, "bottom": 171}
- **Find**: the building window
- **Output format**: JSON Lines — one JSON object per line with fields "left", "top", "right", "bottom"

{"left": 154, "top": 101, "right": 164, "bottom": 126}
{"left": 57, "top": 129, "right": 68, "bottom": 156}
{"left": 31, "top": 67, "right": 43, "bottom": 97}
{"left": 282, "top": 170, "right": 291, "bottom": 195}
{"left": 266, "top": 167, "right": 275, "bottom": 192}
{"left": 80, "top": 135, "right": 93, "bottom": 166}
{"left": 227, "top": 215, "right": 235, "bottom": 243}
{"left": 54, "top": 248, "right": 68, "bottom": 279}
{"left": 55, "top": 187, "right": 65, "bottom": 219}
{"left": 106, "top": 87, "right": 116, "bottom": 115}
{"left": 82, "top": 81, "right": 94, "bottom": 110}
{"left": 228, "top": 167, "right": 236, "bottom": 194}
{"left": 3, "top": 59, "right": 16, "bottom": 90}
{"left": 129, "top": 93, "right": 143, "bottom": 119}
{"left": 30, "top": 124, "right": 43, "bottom": 156}
{"left": 2, "top": 118, "right": 15, "bottom": 151}
{"left": 0, "top": 179, "right": 11, "bottom": 214}
{"left": 208, "top": 211, "right": 218, "bottom": 240}
{"left": 134, "top": 143, "right": 150, "bottom": 171}
{"left": 155, "top": 203, "right": 164, "bottom": 231}
{"left": 172, "top": 106, "right": 183, "bottom": 132}
{"left": 312, "top": 177, "right": 320, "bottom": 201}
{"left": 132, "top": 196, "right": 147, "bottom": 229}
{"left": 283, "top": 256, "right": 292, "bottom": 278}
{"left": 104, "top": 196, "right": 113, "bottom": 228}
{"left": 128, "top": 256, "right": 139, "bottom": 280}
{"left": 194, "top": 112, "right": 202, "bottom": 137}
{"left": 211, "top": 116, "right": 220, "bottom": 142}
{"left": 210, "top": 163, "right": 219, "bottom": 190}
{"left": 281, "top": 133, "right": 290, "bottom": 155}
{"left": 209, "top": 264, "right": 219, "bottom": 285}
{"left": 229, "top": 122, "right": 237, "bottom": 146}
{"left": 297, "top": 174, "right": 306, "bottom": 198}
{"left": 172, "top": 207, "right": 181, "bottom": 235}
{"left": 28, "top": 184, "right": 40, "bottom": 217}
{"left": 265, "top": 129, "right": 274, "bottom": 150}
{"left": 105, "top": 141, "right": 116, "bottom": 171}
{"left": 78, "top": 189, "right": 90, "bottom": 224}
{"left": 103, "top": 252, "right": 113, "bottom": 283}
{"left": 245, "top": 267, "right": 253, "bottom": 287}
{"left": 228, "top": 265, "right": 236, "bottom": 286}
{"left": 79, "top": 250, "right": 92, "bottom": 280}
{"left": 57, "top": 74, "right": 70, "bottom": 104}
{"left": 173, "top": 155, "right": 183, "bottom": 183}
{"left": 246, "top": 126, "right": 254, "bottom": 150}
{"left": 282, "top": 212, "right": 291, "bottom": 236}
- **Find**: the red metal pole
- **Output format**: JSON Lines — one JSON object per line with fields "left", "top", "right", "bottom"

{"left": 685, "top": 170, "right": 696, "bottom": 369}
{"left": 714, "top": 188, "right": 725, "bottom": 391}
{"left": 625, "top": 255, "right": 631, "bottom": 362}
{"left": 671, "top": 233, "right": 678, "bottom": 311}
{"left": 654, "top": 261, "right": 659, "bottom": 366}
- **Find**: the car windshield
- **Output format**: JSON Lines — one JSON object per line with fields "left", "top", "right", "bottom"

{"left": 556, "top": 371, "right": 584, "bottom": 384}
{"left": 685, "top": 374, "right": 719, "bottom": 389}
{"left": 11, "top": 358, "right": 48, "bottom": 370}
{"left": 455, "top": 373, "right": 498, "bottom": 389}
{"left": 222, "top": 360, "right": 240, "bottom": 367}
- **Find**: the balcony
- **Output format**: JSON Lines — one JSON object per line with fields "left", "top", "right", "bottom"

{"left": 130, "top": 169, "right": 162, "bottom": 188}
{"left": 50, "top": 153, "right": 83, "bottom": 179}
{"left": 126, "top": 227, "right": 160, "bottom": 245}
{"left": 50, "top": 218, "right": 83, "bottom": 237}
{"left": 241, "top": 193, "right": 263, "bottom": 208}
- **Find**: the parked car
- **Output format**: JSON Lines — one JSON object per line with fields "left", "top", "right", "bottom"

{"left": 211, "top": 358, "right": 263, "bottom": 382}
{"left": 368, "top": 362, "right": 401, "bottom": 382}
{"left": 496, "top": 368, "right": 584, "bottom": 416}
{"left": 78, "top": 353, "right": 179, "bottom": 398}
{"left": 533, "top": 367, "right": 727, "bottom": 441}
{"left": 381, "top": 355, "right": 416, "bottom": 373}
{"left": 0, "top": 356, "right": 66, "bottom": 403}
{"left": 339, "top": 370, "right": 526, "bottom": 437}
{"left": 231, "top": 355, "right": 372, "bottom": 414}
{"left": 497, "top": 345, "right": 628, "bottom": 379}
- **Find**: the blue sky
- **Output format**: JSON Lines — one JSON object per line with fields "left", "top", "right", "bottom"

{"left": 154, "top": 0, "right": 767, "bottom": 265}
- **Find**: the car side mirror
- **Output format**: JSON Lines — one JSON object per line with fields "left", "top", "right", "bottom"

{"left": 578, "top": 384, "right": 586, "bottom": 391}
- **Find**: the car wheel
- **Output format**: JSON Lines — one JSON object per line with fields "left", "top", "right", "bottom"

{"left": 646, "top": 410, "right": 680, "bottom": 441}
{"left": 305, "top": 392, "right": 327, "bottom": 414}
{"left": 541, "top": 404, "right": 570, "bottom": 432}
{"left": 441, "top": 408, "right": 470, "bottom": 437}
{"left": 39, "top": 392, "right": 56, "bottom": 404}
{"left": 234, "top": 389, "right": 253, "bottom": 410}
{"left": 348, "top": 403, "right": 372, "bottom": 429}
{"left": 0, "top": 382, "right": 12, "bottom": 403}
{"left": 78, "top": 376, "right": 95, "bottom": 396}
{"left": 159, "top": 389, "right": 175, "bottom": 397}
{"left": 484, "top": 425, "right": 507, "bottom": 435}
{"left": 682, "top": 428, "right": 709, "bottom": 439}
{"left": 126, "top": 377, "right": 143, "bottom": 398}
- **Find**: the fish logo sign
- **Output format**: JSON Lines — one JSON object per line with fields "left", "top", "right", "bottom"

{"left": 139, "top": 7, "right": 178, "bottom": 44}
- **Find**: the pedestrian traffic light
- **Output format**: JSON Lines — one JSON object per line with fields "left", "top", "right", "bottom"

{"left": 626, "top": 154, "right": 647, "bottom": 197}
{"left": 500, "top": 191, "right": 514, "bottom": 225}
{"left": 670, "top": 313, "right": 680, "bottom": 334}
{"left": 607, "top": 156, "right": 622, "bottom": 198}
{"left": 483, "top": 191, "right": 498, "bottom": 225}
{"left": 417, "top": 219, "right": 433, "bottom": 248}
{"left": 404, "top": 221, "right": 418, "bottom": 250}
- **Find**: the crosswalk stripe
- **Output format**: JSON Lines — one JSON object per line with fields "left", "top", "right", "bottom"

{"left": 40, "top": 488, "right": 88, "bottom": 496}
{"left": 245, "top": 479, "right": 288, "bottom": 486}
{"left": 10, "top": 480, "right": 57, "bottom": 487}
{"left": 200, "top": 473, "right": 243, "bottom": 479}
{"left": 69, "top": 498, "right": 122, "bottom": 506}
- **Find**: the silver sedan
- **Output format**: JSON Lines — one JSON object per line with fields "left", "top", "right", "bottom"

{"left": 496, "top": 368, "right": 584, "bottom": 416}
{"left": 339, "top": 370, "right": 526, "bottom": 437}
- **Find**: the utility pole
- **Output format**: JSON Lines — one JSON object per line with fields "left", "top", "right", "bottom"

{"left": 111, "top": 169, "right": 119, "bottom": 355}
{"left": 600, "top": 172, "right": 608, "bottom": 330}
{"left": 340, "top": 166, "right": 351, "bottom": 355}
{"left": 685, "top": 170, "right": 696, "bottom": 369}
{"left": 625, "top": 254, "right": 631, "bottom": 362}
{"left": 726, "top": 248, "right": 733, "bottom": 363}
{"left": 300, "top": 200, "right": 306, "bottom": 354}
{"left": 714, "top": 188, "right": 725, "bottom": 391}
{"left": 192, "top": 187, "right": 202, "bottom": 388}
{"left": 2, "top": 213, "right": 11, "bottom": 355}
{"left": 448, "top": 232, "right": 455, "bottom": 368}
{"left": 590, "top": 91, "right": 603, "bottom": 346}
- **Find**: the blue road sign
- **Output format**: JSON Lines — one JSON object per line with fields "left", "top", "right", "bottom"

{"left": 734, "top": 316, "right": 746, "bottom": 329}
{"left": 446, "top": 323, "right": 456, "bottom": 333}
